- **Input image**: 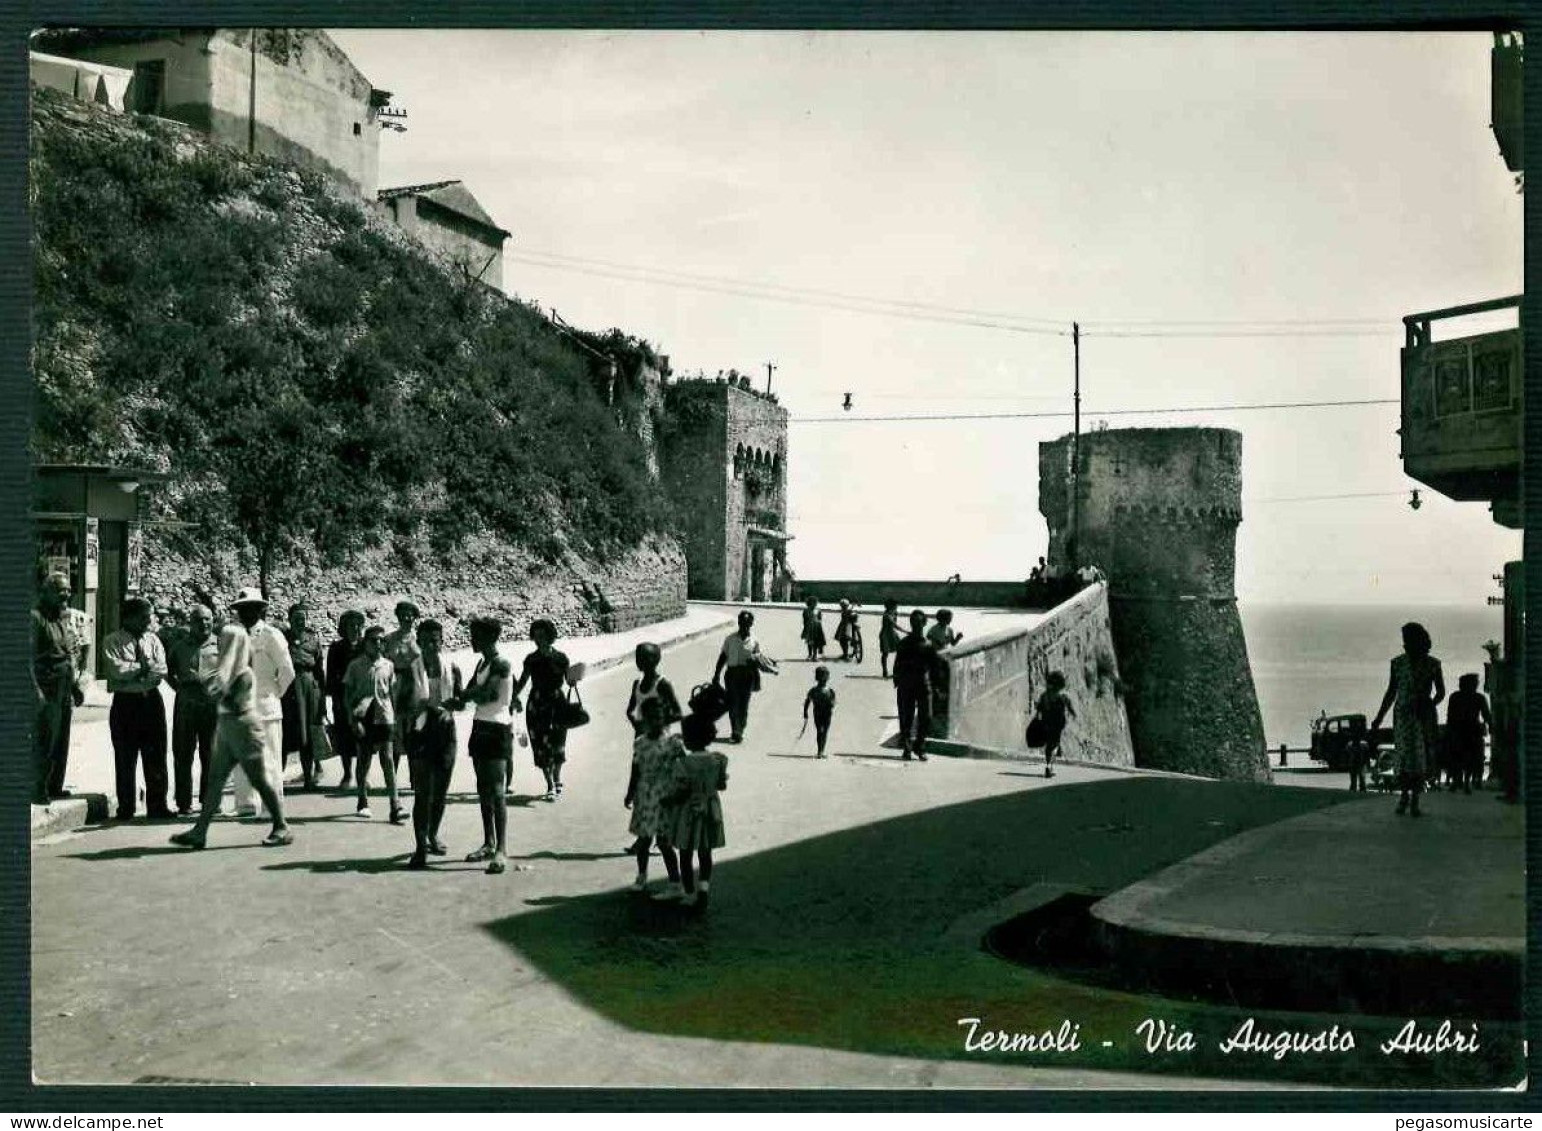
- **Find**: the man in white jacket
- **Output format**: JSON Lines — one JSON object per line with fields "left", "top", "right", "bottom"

{"left": 228, "top": 588, "right": 294, "bottom": 817}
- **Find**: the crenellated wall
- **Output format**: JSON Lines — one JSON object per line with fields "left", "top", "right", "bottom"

{"left": 1039, "top": 428, "right": 1269, "bottom": 782}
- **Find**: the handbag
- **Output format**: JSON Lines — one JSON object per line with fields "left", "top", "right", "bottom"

{"left": 556, "top": 685, "right": 590, "bottom": 730}
{"left": 688, "top": 681, "right": 730, "bottom": 723}
{"left": 1025, "top": 715, "right": 1048, "bottom": 749}
{"left": 310, "top": 722, "right": 336, "bottom": 763}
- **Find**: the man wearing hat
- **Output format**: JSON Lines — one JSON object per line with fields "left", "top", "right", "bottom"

{"left": 165, "top": 604, "right": 219, "bottom": 816}
{"left": 102, "top": 595, "right": 171, "bottom": 819}
{"left": 228, "top": 587, "right": 294, "bottom": 817}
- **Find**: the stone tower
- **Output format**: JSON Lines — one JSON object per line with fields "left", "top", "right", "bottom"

{"left": 1038, "top": 427, "right": 1269, "bottom": 782}
{"left": 660, "top": 377, "right": 791, "bottom": 601}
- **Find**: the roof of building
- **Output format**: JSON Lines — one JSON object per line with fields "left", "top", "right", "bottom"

{"left": 378, "top": 179, "right": 512, "bottom": 240}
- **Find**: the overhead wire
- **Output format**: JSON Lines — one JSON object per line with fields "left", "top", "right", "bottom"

{"left": 788, "top": 397, "right": 1398, "bottom": 423}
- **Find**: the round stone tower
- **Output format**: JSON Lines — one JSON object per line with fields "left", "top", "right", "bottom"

{"left": 1038, "top": 427, "right": 1269, "bottom": 782}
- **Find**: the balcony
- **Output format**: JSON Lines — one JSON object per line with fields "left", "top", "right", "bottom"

{"left": 1400, "top": 296, "right": 1522, "bottom": 528}
{"left": 1492, "top": 33, "right": 1523, "bottom": 174}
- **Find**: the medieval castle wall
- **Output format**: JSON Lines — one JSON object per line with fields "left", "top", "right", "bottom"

{"left": 1039, "top": 428, "right": 1270, "bottom": 782}
{"left": 660, "top": 379, "right": 789, "bottom": 601}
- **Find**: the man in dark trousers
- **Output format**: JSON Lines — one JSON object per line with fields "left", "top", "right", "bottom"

{"left": 713, "top": 610, "right": 767, "bottom": 744}
{"left": 32, "top": 572, "right": 84, "bottom": 805}
{"left": 892, "top": 609, "right": 935, "bottom": 762}
{"left": 166, "top": 604, "right": 219, "bottom": 816}
{"left": 103, "top": 596, "right": 171, "bottom": 819}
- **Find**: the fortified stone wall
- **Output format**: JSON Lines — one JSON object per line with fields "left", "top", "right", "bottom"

{"left": 660, "top": 379, "right": 788, "bottom": 600}
{"left": 137, "top": 526, "right": 687, "bottom": 649}
{"left": 935, "top": 582, "right": 1134, "bottom": 764}
{"left": 1039, "top": 428, "right": 1269, "bottom": 782}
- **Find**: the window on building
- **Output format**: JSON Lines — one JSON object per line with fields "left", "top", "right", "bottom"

{"left": 130, "top": 60, "right": 166, "bottom": 116}
{"left": 353, "top": 122, "right": 362, "bottom": 136}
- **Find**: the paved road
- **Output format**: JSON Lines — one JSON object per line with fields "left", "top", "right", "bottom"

{"left": 35, "top": 607, "right": 1230, "bottom": 1089}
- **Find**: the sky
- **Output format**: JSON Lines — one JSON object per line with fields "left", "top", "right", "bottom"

{"left": 330, "top": 30, "right": 1523, "bottom": 606}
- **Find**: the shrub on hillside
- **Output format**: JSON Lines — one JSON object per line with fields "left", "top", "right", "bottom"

{"left": 31, "top": 89, "right": 674, "bottom": 589}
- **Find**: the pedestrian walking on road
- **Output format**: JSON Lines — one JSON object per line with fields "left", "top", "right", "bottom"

{"left": 891, "top": 610, "right": 934, "bottom": 762}
{"left": 1345, "top": 716, "right": 1372, "bottom": 793}
{"left": 834, "top": 599, "right": 859, "bottom": 662}
{"left": 103, "top": 596, "right": 172, "bottom": 820}
{"left": 663, "top": 713, "right": 728, "bottom": 910}
{"left": 1445, "top": 673, "right": 1492, "bottom": 795}
{"left": 166, "top": 604, "right": 219, "bottom": 816}
{"left": 281, "top": 601, "right": 327, "bottom": 790}
{"left": 625, "top": 696, "right": 685, "bottom": 897}
{"left": 803, "top": 665, "right": 836, "bottom": 759}
{"left": 461, "top": 617, "right": 515, "bottom": 875}
{"left": 171, "top": 618, "right": 293, "bottom": 850}
{"left": 345, "top": 625, "right": 405, "bottom": 824}
{"left": 626, "top": 642, "right": 682, "bottom": 735}
{"left": 878, "top": 599, "right": 902, "bottom": 679}
{"left": 1033, "top": 671, "right": 1076, "bottom": 778}
{"left": 33, "top": 572, "right": 86, "bottom": 806}
{"left": 1371, "top": 621, "right": 1445, "bottom": 818}
{"left": 325, "top": 610, "right": 364, "bottom": 790}
{"left": 512, "top": 618, "right": 572, "bottom": 802}
{"left": 713, "top": 611, "right": 771, "bottom": 744}
{"left": 405, "top": 619, "right": 462, "bottom": 869}
{"left": 228, "top": 588, "right": 293, "bottom": 820}
{"left": 801, "top": 596, "right": 826, "bottom": 661}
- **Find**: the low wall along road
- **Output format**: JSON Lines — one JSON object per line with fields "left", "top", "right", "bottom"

{"left": 935, "top": 583, "right": 1134, "bottom": 766}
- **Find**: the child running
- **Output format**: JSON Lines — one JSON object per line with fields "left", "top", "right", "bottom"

{"left": 405, "top": 619, "right": 462, "bottom": 869}
{"left": 344, "top": 626, "right": 405, "bottom": 823}
{"left": 1034, "top": 670, "right": 1076, "bottom": 779}
{"left": 624, "top": 696, "right": 684, "bottom": 897}
{"left": 461, "top": 616, "right": 515, "bottom": 875}
{"left": 803, "top": 665, "right": 837, "bottom": 759}
{"left": 663, "top": 713, "right": 729, "bottom": 910}
{"left": 801, "top": 596, "right": 826, "bottom": 662}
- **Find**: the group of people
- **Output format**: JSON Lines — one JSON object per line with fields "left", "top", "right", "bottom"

{"left": 1358, "top": 621, "right": 1497, "bottom": 817}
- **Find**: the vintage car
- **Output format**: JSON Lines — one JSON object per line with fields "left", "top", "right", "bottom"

{"left": 1308, "top": 713, "right": 1393, "bottom": 771}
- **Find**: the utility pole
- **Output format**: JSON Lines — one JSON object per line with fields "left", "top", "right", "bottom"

{"left": 1071, "top": 321, "right": 1081, "bottom": 566}
{"left": 765, "top": 362, "right": 777, "bottom": 395}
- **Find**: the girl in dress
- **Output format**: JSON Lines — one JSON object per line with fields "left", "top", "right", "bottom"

{"left": 1034, "top": 670, "right": 1076, "bottom": 779}
{"left": 833, "top": 599, "right": 858, "bottom": 662}
{"left": 664, "top": 712, "right": 729, "bottom": 910}
{"left": 801, "top": 596, "right": 826, "bottom": 662}
{"left": 624, "top": 696, "right": 683, "bottom": 896}
{"left": 1371, "top": 621, "right": 1445, "bottom": 818}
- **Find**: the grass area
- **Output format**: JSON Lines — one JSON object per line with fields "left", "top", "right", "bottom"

{"left": 489, "top": 777, "right": 1522, "bottom": 1088}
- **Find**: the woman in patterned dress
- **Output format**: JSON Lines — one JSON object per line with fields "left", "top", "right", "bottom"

{"left": 1370, "top": 621, "right": 1445, "bottom": 818}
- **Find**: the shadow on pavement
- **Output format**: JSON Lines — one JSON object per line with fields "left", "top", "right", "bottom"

{"left": 261, "top": 853, "right": 414, "bottom": 875}
{"left": 512, "top": 850, "right": 632, "bottom": 862}
{"left": 480, "top": 776, "right": 1519, "bottom": 1088}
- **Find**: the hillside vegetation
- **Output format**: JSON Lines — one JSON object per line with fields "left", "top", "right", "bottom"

{"left": 31, "top": 87, "right": 673, "bottom": 590}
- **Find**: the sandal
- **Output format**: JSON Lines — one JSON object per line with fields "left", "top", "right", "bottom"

{"left": 465, "top": 845, "right": 496, "bottom": 863}
{"left": 486, "top": 856, "right": 507, "bottom": 875}
{"left": 262, "top": 829, "right": 294, "bottom": 847}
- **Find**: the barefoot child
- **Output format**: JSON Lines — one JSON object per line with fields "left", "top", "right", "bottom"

{"left": 460, "top": 617, "right": 514, "bottom": 875}
{"left": 625, "top": 696, "right": 684, "bottom": 896}
{"left": 801, "top": 596, "right": 826, "bottom": 662}
{"left": 803, "top": 665, "right": 836, "bottom": 759}
{"left": 1034, "top": 670, "right": 1075, "bottom": 779}
{"left": 665, "top": 713, "right": 729, "bottom": 909}
{"left": 345, "top": 626, "right": 405, "bottom": 823}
